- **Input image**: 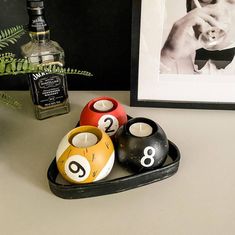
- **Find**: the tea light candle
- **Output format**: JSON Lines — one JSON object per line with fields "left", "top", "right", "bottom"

{"left": 72, "top": 132, "right": 98, "bottom": 148}
{"left": 93, "top": 100, "right": 114, "bottom": 112}
{"left": 129, "top": 122, "right": 153, "bottom": 137}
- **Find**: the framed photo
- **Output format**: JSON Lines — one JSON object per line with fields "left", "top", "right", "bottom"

{"left": 130, "top": 0, "right": 235, "bottom": 110}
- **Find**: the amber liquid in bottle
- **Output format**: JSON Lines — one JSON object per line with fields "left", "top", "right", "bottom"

{"left": 21, "top": 0, "right": 70, "bottom": 119}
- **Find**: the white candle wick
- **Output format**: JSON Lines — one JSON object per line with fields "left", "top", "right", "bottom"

{"left": 102, "top": 101, "right": 106, "bottom": 108}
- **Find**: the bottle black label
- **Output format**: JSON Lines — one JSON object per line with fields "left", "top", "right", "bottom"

{"left": 29, "top": 15, "right": 49, "bottom": 33}
{"left": 28, "top": 72, "right": 68, "bottom": 108}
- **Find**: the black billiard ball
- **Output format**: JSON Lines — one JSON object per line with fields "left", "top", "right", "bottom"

{"left": 114, "top": 117, "right": 169, "bottom": 173}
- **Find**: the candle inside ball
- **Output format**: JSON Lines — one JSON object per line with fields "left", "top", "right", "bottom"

{"left": 93, "top": 100, "right": 114, "bottom": 112}
{"left": 72, "top": 132, "right": 98, "bottom": 148}
{"left": 129, "top": 122, "right": 153, "bottom": 137}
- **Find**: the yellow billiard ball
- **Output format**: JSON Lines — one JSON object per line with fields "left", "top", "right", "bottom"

{"left": 56, "top": 126, "right": 115, "bottom": 184}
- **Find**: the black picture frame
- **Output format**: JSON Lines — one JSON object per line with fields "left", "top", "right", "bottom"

{"left": 130, "top": 0, "right": 235, "bottom": 110}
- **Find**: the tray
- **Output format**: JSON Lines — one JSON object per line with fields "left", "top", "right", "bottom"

{"left": 47, "top": 142, "right": 180, "bottom": 199}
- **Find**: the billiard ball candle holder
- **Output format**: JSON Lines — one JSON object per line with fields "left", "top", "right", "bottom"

{"left": 47, "top": 97, "right": 181, "bottom": 199}
{"left": 114, "top": 117, "right": 169, "bottom": 173}
{"left": 56, "top": 126, "right": 115, "bottom": 184}
{"left": 79, "top": 96, "right": 128, "bottom": 138}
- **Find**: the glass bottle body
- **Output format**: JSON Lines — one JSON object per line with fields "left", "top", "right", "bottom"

{"left": 22, "top": 0, "right": 70, "bottom": 119}
{"left": 22, "top": 32, "right": 70, "bottom": 120}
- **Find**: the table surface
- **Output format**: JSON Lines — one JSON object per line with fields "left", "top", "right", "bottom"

{"left": 0, "top": 91, "right": 235, "bottom": 235}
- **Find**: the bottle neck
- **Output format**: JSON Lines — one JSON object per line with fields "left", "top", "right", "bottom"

{"left": 28, "top": 8, "right": 50, "bottom": 42}
{"left": 30, "top": 30, "right": 50, "bottom": 42}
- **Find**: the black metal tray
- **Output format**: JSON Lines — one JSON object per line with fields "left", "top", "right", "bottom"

{"left": 47, "top": 144, "right": 180, "bottom": 199}
{"left": 47, "top": 117, "right": 181, "bottom": 199}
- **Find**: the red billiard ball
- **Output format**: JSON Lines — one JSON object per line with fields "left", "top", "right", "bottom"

{"left": 80, "top": 96, "right": 127, "bottom": 137}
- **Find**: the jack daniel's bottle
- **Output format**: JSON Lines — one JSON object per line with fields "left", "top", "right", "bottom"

{"left": 21, "top": 0, "right": 70, "bottom": 119}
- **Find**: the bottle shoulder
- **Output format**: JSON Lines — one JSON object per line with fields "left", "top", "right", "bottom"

{"left": 21, "top": 40, "right": 65, "bottom": 64}
{"left": 21, "top": 40, "right": 64, "bottom": 57}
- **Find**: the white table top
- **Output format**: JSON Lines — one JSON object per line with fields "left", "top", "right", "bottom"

{"left": 1, "top": 90, "right": 235, "bottom": 235}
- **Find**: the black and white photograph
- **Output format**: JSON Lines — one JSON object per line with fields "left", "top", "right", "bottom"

{"left": 131, "top": 0, "right": 235, "bottom": 109}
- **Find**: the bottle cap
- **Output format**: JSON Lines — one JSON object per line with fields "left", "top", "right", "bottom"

{"left": 27, "top": 0, "right": 44, "bottom": 9}
{"left": 27, "top": 0, "right": 45, "bottom": 16}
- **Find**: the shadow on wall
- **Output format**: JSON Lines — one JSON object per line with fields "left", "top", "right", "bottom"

{"left": 0, "top": 0, "right": 132, "bottom": 91}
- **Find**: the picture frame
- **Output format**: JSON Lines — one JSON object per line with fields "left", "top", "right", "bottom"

{"left": 130, "top": 0, "right": 235, "bottom": 110}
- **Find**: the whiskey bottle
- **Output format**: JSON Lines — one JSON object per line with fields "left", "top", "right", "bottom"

{"left": 21, "top": 0, "right": 70, "bottom": 119}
